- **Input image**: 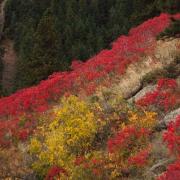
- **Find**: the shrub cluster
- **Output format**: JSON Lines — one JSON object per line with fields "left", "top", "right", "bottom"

{"left": 28, "top": 94, "right": 157, "bottom": 179}
{"left": 0, "top": 13, "right": 177, "bottom": 146}
{"left": 142, "top": 57, "right": 180, "bottom": 86}
{"left": 136, "top": 78, "right": 179, "bottom": 112}
{"left": 158, "top": 115, "right": 180, "bottom": 179}
{"left": 29, "top": 96, "right": 97, "bottom": 177}
{"left": 0, "top": 13, "right": 179, "bottom": 179}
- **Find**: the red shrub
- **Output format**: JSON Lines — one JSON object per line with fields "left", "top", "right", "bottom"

{"left": 107, "top": 126, "right": 150, "bottom": 154}
{"left": 157, "top": 160, "right": 180, "bottom": 180}
{"left": 172, "top": 13, "right": 180, "bottom": 20}
{"left": 163, "top": 115, "right": 180, "bottom": 157}
{"left": 157, "top": 78, "right": 177, "bottom": 90}
{"left": 45, "top": 166, "right": 68, "bottom": 180}
{"left": 136, "top": 78, "right": 179, "bottom": 112}
{"left": 0, "top": 13, "right": 176, "bottom": 146}
{"left": 157, "top": 115, "right": 180, "bottom": 180}
{"left": 128, "top": 147, "right": 151, "bottom": 167}
{"left": 74, "top": 156, "right": 85, "bottom": 166}
{"left": 18, "top": 129, "right": 29, "bottom": 141}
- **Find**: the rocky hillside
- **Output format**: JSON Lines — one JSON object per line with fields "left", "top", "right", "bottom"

{"left": 110, "top": 38, "right": 180, "bottom": 98}
{"left": 0, "top": 13, "right": 179, "bottom": 179}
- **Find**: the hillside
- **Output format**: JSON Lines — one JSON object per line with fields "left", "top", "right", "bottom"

{"left": 0, "top": 13, "right": 180, "bottom": 179}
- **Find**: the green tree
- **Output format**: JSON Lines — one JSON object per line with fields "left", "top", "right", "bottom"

{"left": 4, "top": 0, "right": 179, "bottom": 91}
{"left": 17, "top": 14, "right": 63, "bottom": 87}
{"left": 156, "top": 0, "right": 180, "bottom": 14}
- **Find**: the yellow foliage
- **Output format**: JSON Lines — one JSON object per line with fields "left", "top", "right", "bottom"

{"left": 128, "top": 110, "right": 157, "bottom": 129}
{"left": 29, "top": 95, "right": 97, "bottom": 176}
{"left": 28, "top": 94, "right": 157, "bottom": 178}
{"left": 29, "top": 138, "right": 41, "bottom": 154}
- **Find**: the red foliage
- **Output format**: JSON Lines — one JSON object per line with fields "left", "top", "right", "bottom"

{"left": 157, "top": 160, "right": 180, "bottom": 180}
{"left": 74, "top": 156, "right": 85, "bottom": 166}
{"left": 136, "top": 78, "right": 179, "bottom": 112}
{"left": 157, "top": 78, "right": 177, "bottom": 90}
{"left": 128, "top": 147, "right": 151, "bottom": 167}
{"left": 45, "top": 166, "right": 68, "bottom": 180}
{"left": 92, "top": 168, "right": 101, "bottom": 176}
{"left": 163, "top": 115, "right": 180, "bottom": 157}
{"left": 74, "top": 156, "right": 104, "bottom": 177}
{"left": 71, "top": 60, "right": 84, "bottom": 70}
{"left": 0, "top": 13, "right": 176, "bottom": 146}
{"left": 18, "top": 129, "right": 29, "bottom": 141}
{"left": 172, "top": 13, "right": 180, "bottom": 20}
{"left": 107, "top": 126, "right": 150, "bottom": 153}
{"left": 157, "top": 115, "right": 180, "bottom": 180}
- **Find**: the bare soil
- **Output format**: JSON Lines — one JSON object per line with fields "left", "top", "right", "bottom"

{"left": 1, "top": 39, "right": 17, "bottom": 92}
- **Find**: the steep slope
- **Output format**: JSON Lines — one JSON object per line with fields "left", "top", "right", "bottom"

{"left": 1, "top": 39, "right": 17, "bottom": 93}
{"left": 5, "top": 0, "right": 179, "bottom": 89}
{"left": 0, "top": 13, "right": 177, "bottom": 118}
{"left": 0, "top": 13, "right": 179, "bottom": 179}
{"left": 111, "top": 38, "right": 180, "bottom": 98}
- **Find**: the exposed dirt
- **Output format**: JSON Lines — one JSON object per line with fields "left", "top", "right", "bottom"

{"left": 0, "top": 0, "right": 17, "bottom": 93}
{"left": 110, "top": 38, "right": 180, "bottom": 98}
{"left": 0, "top": 0, "right": 7, "bottom": 39}
{"left": 1, "top": 39, "right": 17, "bottom": 92}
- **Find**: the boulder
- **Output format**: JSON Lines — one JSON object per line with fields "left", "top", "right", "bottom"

{"left": 128, "top": 85, "right": 156, "bottom": 103}
{"left": 163, "top": 108, "right": 180, "bottom": 126}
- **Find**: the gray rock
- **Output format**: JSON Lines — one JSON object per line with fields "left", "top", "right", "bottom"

{"left": 146, "top": 158, "right": 174, "bottom": 179}
{"left": 163, "top": 108, "right": 180, "bottom": 125}
{"left": 128, "top": 85, "right": 156, "bottom": 103}
{"left": 24, "top": 173, "right": 37, "bottom": 180}
{"left": 112, "top": 38, "right": 180, "bottom": 99}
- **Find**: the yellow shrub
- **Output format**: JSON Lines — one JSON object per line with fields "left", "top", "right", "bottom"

{"left": 29, "top": 95, "right": 97, "bottom": 176}
{"left": 128, "top": 111, "right": 157, "bottom": 129}
{"left": 29, "top": 138, "right": 42, "bottom": 154}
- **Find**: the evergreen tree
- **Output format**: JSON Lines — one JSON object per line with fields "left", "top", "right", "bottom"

{"left": 156, "top": 0, "right": 180, "bottom": 14}
{"left": 4, "top": 0, "right": 179, "bottom": 91}
{"left": 108, "top": 0, "right": 132, "bottom": 41}
{"left": 32, "top": 13, "right": 62, "bottom": 81}
{"left": 17, "top": 14, "right": 62, "bottom": 87}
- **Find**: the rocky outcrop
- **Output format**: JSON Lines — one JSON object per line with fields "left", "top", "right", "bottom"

{"left": 128, "top": 84, "right": 156, "bottom": 103}
{"left": 162, "top": 108, "right": 180, "bottom": 126}
{"left": 147, "top": 158, "right": 174, "bottom": 178}
{"left": 128, "top": 75, "right": 180, "bottom": 104}
{"left": 111, "top": 38, "right": 180, "bottom": 99}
